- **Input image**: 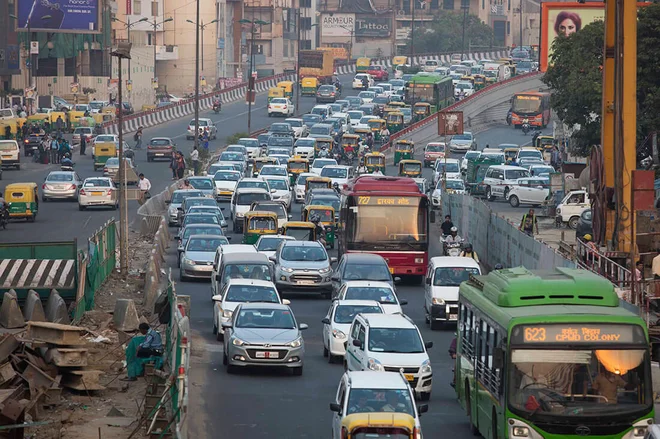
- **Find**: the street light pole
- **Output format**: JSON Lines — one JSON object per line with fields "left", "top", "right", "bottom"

{"left": 461, "top": 0, "right": 469, "bottom": 61}
{"left": 410, "top": 0, "right": 415, "bottom": 60}
{"left": 519, "top": 0, "right": 524, "bottom": 48}
{"left": 194, "top": 0, "right": 200, "bottom": 151}
{"left": 187, "top": 19, "right": 218, "bottom": 77}
{"left": 112, "top": 17, "right": 148, "bottom": 81}
{"left": 295, "top": 10, "right": 301, "bottom": 114}
{"left": 145, "top": 18, "right": 173, "bottom": 88}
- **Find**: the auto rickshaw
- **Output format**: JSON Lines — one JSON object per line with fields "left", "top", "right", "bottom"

{"left": 392, "top": 56, "right": 408, "bottom": 72}
{"left": 302, "top": 205, "right": 336, "bottom": 248}
{"left": 356, "top": 57, "right": 371, "bottom": 73}
{"left": 0, "top": 120, "right": 19, "bottom": 140}
{"left": 341, "top": 134, "right": 360, "bottom": 155}
{"left": 26, "top": 114, "right": 49, "bottom": 129}
{"left": 305, "top": 176, "right": 332, "bottom": 192}
{"left": 315, "top": 136, "right": 334, "bottom": 157}
{"left": 504, "top": 147, "right": 520, "bottom": 163}
{"left": 282, "top": 221, "right": 317, "bottom": 241}
{"left": 364, "top": 152, "right": 386, "bottom": 174}
{"left": 398, "top": 159, "right": 423, "bottom": 178}
{"left": 352, "top": 128, "right": 370, "bottom": 144}
{"left": 386, "top": 112, "right": 405, "bottom": 134}
{"left": 340, "top": 414, "right": 417, "bottom": 439}
{"left": 268, "top": 87, "right": 284, "bottom": 103}
{"left": 242, "top": 211, "right": 279, "bottom": 244}
{"left": 460, "top": 75, "right": 475, "bottom": 84}
{"left": 301, "top": 77, "right": 318, "bottom": 96}
{"left": 287, "top": 157, "right": 310, "bottom": 185}
{"left": 393, "top": 140, "right": 414, "bottom": 165}
{"left": 367, "top": 119, "right": 386, "bottom": 143}
{"left": 253, "top": 157, "right": 278, "bottom": 176}
{"left": 277, "top": 81, "right": 294, "bottom": 99}
{"left": 92, "top": 112, "right": 115, "bottom": 126}
{"left": 534, "top": 135, "right": 555, "bottom": 150}
{"left": 413, "top": 102, "right": 432, "bottom": 122}
{"left": 5, "top": 183, "right": 39, "bottom": 222}
{"left": 473, "top": 74, "right": 486, "bottom": 91}
{"left": 93, "top": 142, "right": 117, "bottom": 171}
{"left": 384, "top": 101, "right": 407, "bottom": 114}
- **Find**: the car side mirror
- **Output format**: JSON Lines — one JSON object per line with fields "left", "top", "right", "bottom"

{"left": 212, "top": 294, "right": 222, "bottom": 302}
{"left": 331, "top": 274, "right": 340, "bottom": 281}
{"left": 352, "top": 339, "right": 363, "bottom": 348}
{"left": 299, "top": 323, "right": 309, "bottom": 330}
{"left": 221, "top": 322, "right": 233, "bottom": 329}
{"left": 329, "top": 403, "right": 342, "bottom": 414}
{"left": 177, "top": 207, "right": 183, "bottom": 211}
{"left": 330, "top": 257, "right": 337, "bottom": 264}
{"left": 288, "top": 214, "right": 293, "bottom": 220}
{"left": 417, "top": 404, "right": 429, "bottom": 415}
{"left": 215, "top": 274, "right": 221, "bottom": 281}
{"left": 269, "top": 256, "right": 277, "bottom": 263}
{"left": 165, "top": 200, "right": 171, "bottom": 204}
{"left": 226, "top": 236, "right": 232, "bottom": 241}
{"left": 321, "top": 317, "right": 330, "bottom": 324}
{"left": 425, "top": 277, "right": 432, "bottom": 286}
{"left": 220, "top": 207, "right": 225, "bottom": 211}
{"left": 424, "top": 341, "right": 434, "bottom": 350}
{"left": 400, "top": 299, "right": 408, "bottom": 306}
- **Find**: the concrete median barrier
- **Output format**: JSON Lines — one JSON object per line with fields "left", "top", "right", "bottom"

{"left": 113, "top": 298, "right": 140, "bottom": 332}
{"left": 0, "top": 291, "right": 26, "bottom": 329}
{"left": 45, "top": 289, "right": 71, "bottom": 324}
{"left": 24, "top": 289, "right": 46, "bottom": 322}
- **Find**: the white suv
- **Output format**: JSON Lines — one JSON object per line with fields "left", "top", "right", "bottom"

{"left": 322, "top": 300, "right": 384, "bottom": 362}
{"left": 344, "top": 313, "right": 433, "bottom": 400}
{"left": 330, "top": 371, "right": 427, "bottom": 439}
{"left": 230, "top": 188, "right": 272, "bottom": 233}
{"left": 482, "top": 165, "right": 530, "bottom": 201}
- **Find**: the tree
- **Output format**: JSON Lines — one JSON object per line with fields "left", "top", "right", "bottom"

{"left": 403, "top": 12, "right": 494, "bottom": 55}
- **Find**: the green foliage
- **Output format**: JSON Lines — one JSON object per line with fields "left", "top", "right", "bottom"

{"left": 227, "top": 132, "right": 250, "bottom": 145}
{"left": 637, "top": 5, "right": 660, "bottom": 152}
{"left": 403, "top": 12, "right": 494, "bottom": 55}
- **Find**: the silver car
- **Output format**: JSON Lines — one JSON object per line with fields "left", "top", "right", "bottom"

{"left": 167, "top": 189, "right": 204, "bottom": 226}
{"left": 42, "top": 171, "right": 82, "bottom": 201}
{"left": 187, "top": 176, "right": 217, "bottom": 198}
{"left": 222, "top": 302, "right": 308, "bottom": 375}
{"left": 448, "top": 132, "right": 477, "bottom": 152}
{"left": 186, "top": 118, "right": 217, "bottom": 140}
{"left": 179, "top": 235, "right": 228, "bottom": 281}
{"left": 272, "top": 240, "right": 335, "bottom": 298}
{"left": 177, "top": 224, "right": 226, "bottom": 264}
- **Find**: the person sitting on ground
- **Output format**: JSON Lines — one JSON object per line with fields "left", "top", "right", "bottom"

{"left": 122, "top": 323, "right": 163, "bottom": 381}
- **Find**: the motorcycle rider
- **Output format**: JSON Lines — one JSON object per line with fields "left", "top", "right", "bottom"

{"left": 212, "top": 97, "right": 222, "bottom": 112}
{"left": 356, "top": 158, "right": 368, "bottom": 174}
{"left": 318, "top": 146, "right": 330, "bottom": 158}
{"left": 333, "top": 182, "right": 341, "bottom": 195}
{"left": 444, "top": 226, "right": 463, "bottom": 243}
{"left": 61, "top": 153, "right": 74, "bottom": 169}
{"left": 361, "top": 76, "right": 369, "bottom": 90}
{"left": 460, "top": 243, "right": 480, "bottom": 263}
{"left": 493, "top": 263, "right": 504, "bottom": 271}
{"left": 521, "top": 118, "right": 530, "bottom": 134}
{"left": 334, "top": 78, "right": 342, "bottom": 94}
{"left": 310, "top": 214, "right": 327, "bottom": 247}
{"left": 440, "top": 215, "right": 454, "bottom": 236}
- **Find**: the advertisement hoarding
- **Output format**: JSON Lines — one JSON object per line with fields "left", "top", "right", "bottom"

{"left": 355, "top": 15, "right": 391, "bottom": 38}
{"left": 438, "top": 111, "right": 464, "bottom": 136}
{"left": 15, "top": 0, "right": 100, "bottom": 34}
{"left": 321, "top": 13, "right": 355, "bottom": 37}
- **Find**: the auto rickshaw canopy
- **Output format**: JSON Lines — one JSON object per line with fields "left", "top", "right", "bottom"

{"left": 394, "top": 140, "right": 414, "bottom": 151}
{"left": 268, "top": 87, "right": 284, "bottom": 99}
{"left": 367, "top": 119, "right": 386, "bottom": 130}
{"left": 305, "top": 176, "right": 332, "bottom": 191}
{"left": 398, "top": 159, "right": 423, "bottom": 177}
{"left": 303, "top": 205, "right": 335, "bottom": 224}
{"left": 341, "top": 134, "right": 360, "bottom": 149}
{"left": 535, "top": 135, "right": 555, "bottom": 149}
{"left": 340, "top": 413, "right": 416, "bottom": 438}
{"left": 282, "top": 221, "right": 317, "bottom": 241}
{"left": 287, "top": 158, "right": 309, "bottom": 172}
{"left": 244, "top": 211, "right": 279, "bottom": 232}
{"left": 413, "top": 102, "right": 432, "bottom": 115}
{"left": 386, "top": 112, "right": 404, "bottom": 123}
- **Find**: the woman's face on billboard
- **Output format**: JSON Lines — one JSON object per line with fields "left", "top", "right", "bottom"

{"left": 558, "top": 18, "right": 578, "bottom": 36}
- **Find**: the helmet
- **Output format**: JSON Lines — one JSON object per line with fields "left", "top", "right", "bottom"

{"left": 310, "top": 214, "right": 320, "bottom": 223}
{"left": 464, "top": 243, "right": 473, "bottom": 250}
{"left": 494, "top": 264, "right": 504, "bottom": 270}
{"left": 64, "top": 152, "right": 71, "bottom": 158}
{"left": 333, "top": 182, "right": 339, "bottom": 189}
{"left": 583, "top": 234, "right": 592, "bottom": 241}
{"left": 450, "top": 226, "right": 458, "bottom": 233}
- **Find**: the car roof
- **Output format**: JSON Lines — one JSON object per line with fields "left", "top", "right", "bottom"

{"left": 48, "top": 171, "right": 76, "bottom": 176}
{"left": 429, "top": 256, "right": 481, "bottom": 269}
{"left": 235, "top": 187, "right": 270, "bottom": 194}
{"left": 225, "top": 278, "right": 277, "bottom": 288}
{"left": 184, "top": 196, "right": 212, "bottom": 202}
{"left": 188, "top": 233, "right": 225, "bottom": 241}
{"left": 322, "top": 165, "right": 351, "bottom": 170}
{"left": 359, "top": 313, "right": 414, "bottom": 329}
{"left": 343, "top": 253, "right": 387, "bottom": 264}
{"left": 335, "top": 299, "right": 383, "bottom": 307}
{"left": 282, "top": 240, "right": 324, "bottom": 248}
{"left": 258, "top": 234, "right": 294, "bottom": 240}
{"left": 342, "top": 280, "right": 393, "bottom": 289}
{"left": 222, "top": 253, "right": 269, "bottom": 263}
{"left": 437, "top": 158, "right": 459, "bottom": 164}
{"left": 183, "top": 224, "right": 223, "bottom": 231}
{"left": 220, "top": 244, "right": 256, "bottom": 254}
{"left": 238, "top": 302, "right": 289, "bottom": 311}
{"left": 491, "top": 165, "right": 527, "bottom": 171}
{"left": 346, "top": 371, "right": 409, "bottom": 390}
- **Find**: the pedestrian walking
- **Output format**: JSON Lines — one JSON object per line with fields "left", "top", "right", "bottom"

{"left": 134, "top": 127, "right": 143, "bottom": 149}
{"left": 175, "top": 152, "right": 186, "bottom": 179}
{"left": 50, "top": 136, "right": 59, "bottom": 164}
{"left": 80, "top": 134, "right": 87, "bottom": 155}
{"left": 519, "top": 208, "right": 539, "bottom": 236}
{"left": 202, "top": 129, "right": 209, "bottom": 150}
{"left": 137, "top": 173, "right": 152, "bottom": 205}
{"left": 169, "top": 153, "right": 177, "bottom": 180}
{"left": 55, "top": 116, "right": 64, "bottom": 137}
{"left": 190, "top": 146, "right": 200, "bottom": 176}
{"left": 44, "top": 120, "right": 51, "bottom": 134}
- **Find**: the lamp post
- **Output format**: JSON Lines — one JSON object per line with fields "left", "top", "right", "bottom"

{"left": 187, "top": 19, "right": 218, "bottom": 72}
{"left": 110, "top": 42, "right": 132, "bottom": 275}
{"left": 143, "top": 17, "right": 173, "bottom": 85}
{"left": 239, "top": 19, "right": 270, "bottom": 134}
{"left": 460, "top": 0, "right": 469, "bottom": 61}
{"left": 295, "top": 13, "right": 319, "bottom": 115}
{"left": 112, "top": 17, "right": 148, "bottom": 81}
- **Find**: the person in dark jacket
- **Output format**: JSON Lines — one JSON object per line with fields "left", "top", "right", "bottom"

{"left": 449, "top": 335, "right": 457, "bottom": 387}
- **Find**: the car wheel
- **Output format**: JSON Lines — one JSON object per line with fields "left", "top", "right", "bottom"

{"left": 268, "top": 113, "right": 272, "bottom": 117}
{"left": 42, "top": 196, "right": 48, "bottom": 202}
{"left": 216, "top": 329, "right": 223, "bottom": 342}
{"left": 486, "top": 186, "right": 495, "bottom": 201}
{"left": 147, "top": 156, "right": 152, "bottom": 162}
{"left": 222, "top": 349, "right": 228, "bottom": 364}
{"left": 568, "top": 216, "right": 580, "bottom": 230}
{"left": 78, "top": 205, "right": 85, "bottom": 211}
{"left": 420, "top": 392, "right": 431, "bottom": 401}
{"left": 292, "top": 366, "right": 303, "bottom": 376}
{"left": 179, "top": 270, "right": 188, "bottom": 282}
{"left": 226, "top": 364, "right": 237, "bottom": 374}
{"left": 509, "top": 195, "right": 520, "bottom": 208}
{"left": 323, "top": 345, "right": 328, "bottom": 358}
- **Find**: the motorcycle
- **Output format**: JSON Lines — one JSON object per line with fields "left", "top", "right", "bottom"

{"left": 333, "top": 152, "right": 342, "bottom": 164}
{"left": 441, "top": 235, "right": 464, "bottom": 257}
{"left": 521, "top": 118, "right": 531, "bottom": 135}
{"left": 61, "top": 160, "right": 75, "bottom": 172}
{"left": 213, "top": 102, "right": 222, "bottom": 113}
{"left": 0, "top": 204, "right": 9, "bottom": 230}
{"left": 318, "top": 148, "right": 330, "bottom": 159}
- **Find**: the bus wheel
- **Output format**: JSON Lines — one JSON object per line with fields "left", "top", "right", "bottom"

{"left": 466, "top": 382, "right": 480, "bottom": 436}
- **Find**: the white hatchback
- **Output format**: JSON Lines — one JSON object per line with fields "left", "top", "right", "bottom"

{"left": 263, "top": 176, "right": 292, "bottom": 210}
{"left": 507, "top": 177, "right": 550, "bottom": 208}
{"left": 294, "top": 172, "right": 317, "bottom": 202}
{"left": 335, "top": 281, "right": 406, "bottom": 315}
{"left": 311, "top": 158, "right": 338, "bottom": 175}
{"left": 78, "top": 177, "right": 117, "bottom": 210}
{"left": 320, "top": 165, "right": 353, "bottom": 187}
{"left": 352, "top": 73, "right": 374, "bottom": 89}
{"left": 268, "top": 98, "right": 295, "bottom": 117}
{"left": 322, "top": 300, "right": 384, "bottom": 362}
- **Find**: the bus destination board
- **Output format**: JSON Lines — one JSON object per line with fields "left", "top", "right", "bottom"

{"left": 511, "top": 324, "right": 645, "bottom": 345}
{"left": 357, "top": 196, "right": 415, "bottom": 206}
{"left": 515, "top": 95, "right": 541, "bottom": 100}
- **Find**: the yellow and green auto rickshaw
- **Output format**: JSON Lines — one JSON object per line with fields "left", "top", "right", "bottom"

{"left": 356, "top": 57, "right": 371, "bottom": 73}
{"left": 314, "top": 136, "right": 334, "bottom": 157}
{"left": 341, "top": 133, "right": 360, "bottom": 154}
{"left": 301, "top": 77, "right": 319, "bottom": 96}
{"left": 282, "top": 221, "right": 317, "bottom": 241}
{"left": 287, "top": 157, "right": 310, "bottom": 185}
{"left": 93, "top": 141, "right": 117, "bottom": 171}
{"left": 5, "top": 183, "right": 39, "bottom": 222}
{"left": 268, "top": 87, "right": 285, "bottom": 103}
{"left": 242, "top": 211, "right": 279, "bottom": 244}
{"left": 392, "top": 56, "right": 408, "bottom": 72}
{"left": 413, "top": 102, "right": 432, "bottom": 122}
{"left": 0, "top": 120, "right": 19, "bottom": 140}
{"left": 364, "top": 152, "right": 386, "bottom": 174}
{"left": 386, "top": 112, "right": 405, "bottom": 134}
{"left": 253, "top": 157, "right": 278, "bottom": 176}
{"left": 340, "top": 414, "right": 418, "bottom": 439}
{"left": 504, "top": 147, "right": 520, "bottom": 163}
{"left": 278, "top": 81, "right": 295, "bottom": 99}
{"left": 393, "top": 140, "right": 414, "bottom": 165}
{"left": 352, "top": 128, "right": 369, "bottom": 144}
{"left": 367, "top": 119, "right": 386, "bottom": 143}
{"left": 92, "top": 112, "right": 115, "bottom": 126}
{"left": 305, "top": 176, "right": 332, "bottom": 192}
{"left": 473, "top": 74, "right": 486, "bottom": 91}
{"left": 398, "top": 159, "right": 423, "bottom": 178}
{"left": 535, "top": 135, "right": 555, "bottom": 150}
{"left": 302, "top": 205, "right": 336, "bottom": 248}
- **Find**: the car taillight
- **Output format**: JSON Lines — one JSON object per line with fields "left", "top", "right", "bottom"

{"left": 341, "top": 427, "right": 348, "bottom": 439}
{"left": 70, "top": 184, "right": 77, "bottom": 190}
{"left": 24, "top": 139, "right": 29, "bottom": 144}
{"left": 413, "top": 427, "right": 421, "bottom": 439}
{"left": 103, "top": 167, "right": 108, "bottom": 173}
{"left": 79, "top": 189, "right": 86, "bottom": 196}
{"left": 42, "top": 184, "right": 47, "bottom": 189}
{"left": 282, "top": 106, "right": 287, "bottom": 109}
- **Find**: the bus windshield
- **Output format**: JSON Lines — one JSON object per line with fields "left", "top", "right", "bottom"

{"left": 509, "top": 348, "right": 651, "bottom": 418}
{"left": 408, "top": 85, "right": 434, "bottom": 102}
{"left": 512, "top": 95, "right": 542, "bottom": 114}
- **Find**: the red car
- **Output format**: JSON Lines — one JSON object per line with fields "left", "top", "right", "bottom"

{"left": 366, "top": 65, "right": 388, "bottom": 81}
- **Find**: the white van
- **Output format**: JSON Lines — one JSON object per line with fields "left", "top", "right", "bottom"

{"left": 482, "top": 165, "right": 530, "bottom": 200}
{"left": 0, "top": 140, "right": 21, "bottom": 169}
{"left": 424, "top": 257, "right": 481, "bottom": 330}
{"left": 423, "top": 59, "right": 439, "bottom": 72}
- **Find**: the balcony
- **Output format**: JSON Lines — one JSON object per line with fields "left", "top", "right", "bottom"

{"left": 155, "top": 45, "right": 179, "bottom": 61}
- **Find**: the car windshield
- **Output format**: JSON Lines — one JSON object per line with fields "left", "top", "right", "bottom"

{"left": 310, "top": 197, "right": 340, "bottom": 211}
{"left": 445, "top": 180, "right": 465, "bottom": 190}
{"left": 433, "top": 267, "right": 479, "bottom": 286}
{"left": 150, "top": 139, "right": 171, "bottom": 146}
{"left": 220, "top": 152, "right": 244, "bottom": 162}
{"left": 334, "top": 305, "right": 382, "bottom": 324}
{"left": 238, "top": 139, "right": 259, "bottom": 148}
{"left": 268, "top": 137, "right": 294, "bottom": 147}
{"left": 266, "top": 178, "right": 288, "bottom": 190}
{"left": 321, "top": 167, "right": 347, "bottom": 178}
{"left": 214, "top": 171, "right": 240, "bottom": 181}
{"left": 311, "top": 108, "right": 328, "bottom": 116}
{"left": 171, "top": 191, "right": 203, "bottom": 203}
{"left": 185, "top": 198, "right": 217, "bottom": 208}
{"left": 271, "top": 98, "right": 287, "bottom": 104}
{"left": 456, "top": 83, "right": 472, "bottom": 90}
{"left": 224, "top": 264, "right": 272, "bottom": 282}
{"left": 505, "top": 169, "right": 530, "bottom": 179}
{"left": 225, "top": 286, "right": 279, "bottom": 303}
{"left": 189, "top": 179, "right": 214, "bottom": 190}
{"left": 530, "top": 166, "right": 554, "bottom": 176}
{"left": 238, "top": 181, "right": 269, "bottom": 191}
{"left": 465, "top": 151, "right": 481, "bottom": 159}
{"left": 186, "top": 237, "right": 225, "bottom": 252}
{"left": 182, "top": 227, "right": 223, "bottom": 239}
{"left": 344, "top": 264, "right": 391, "bottom": 282}
{"left": 436, "top": 162, "right": 460, "bottom": 173}
{"left": 346, "top": 389, "right": 414, "bottom": 416}
{"left": 390, "top": 80, "right": 404, "bottom": 87}
{"left": 188, "top": 207, "right": 221, "bottom": 217}
{"left": 329, "top": 105, "right": 342, "bottom": 112}
{"left": 302, "top": 115, "right": 321, "bottom": 125}
{"left": 235, "top": 308, "right": 295, "bottom": 329}
{"left": 426, "top": 144, "right": 444, "bottom": 152}
{"left": 105, "top": 158, "right": 119, "bottom": 166}
{"left": 345, "top": 287, "right": 397, "bottom": 304}
{"left": 318, "top": 86, "right": 334, "bottom": 92}
{"left": 374, "top": 97, "right": 389, "bottom": 104}
{"left": 368, "top": 328, "right": 424, "bottom": 353}
{"left": 296, "top": 175, "right": 313, "bottom": 186}
{"left": 359, "top": 117, "right": 376, "bottom": 124}
{"left": 310, "top": 126, "right": 330, "bottom": 135}
{"left": 358, "top": 92, "right": 375, "bottom": 99}
{"left": 260, "top": 167, "right": 287, "bottom": 176}
{"left": 183, "top": 215, "right": 220, "bottom": 226}
{"left": 256, "top": 237, "right": 289, "bottom": 252}
{"left": 83, "top": 179, "right": 111, "bottom": 187}
{"left": 191, "top": 119, "right": 209, "bottom": 127}
{"left": 271, "top": 124, "right": 290, "bottom": 132}
{"left": 517, "top": 61, "right": 532, "bottom": 69}
{"left": 286, "top": 120, "right": 302, "bottom": 127}
{"left": 237, "top": 192, "right": 270, "bottom": 204}
{"left": 280, "top": 245, "right": 327, "bottom": 262}
{"left": 348, "top": 111, "right": 363, "bottom": 120}
{"left": 95, "top": 135, "right": 115, "bottom": 142}
{"left": 47, "top": 173, "right": 74, "bottom": 182}
{"left": 518, "top": 150, "right": 542, "bottom": 159}
{"left": 313, "top": 159, "right": 337, "bottom": 169}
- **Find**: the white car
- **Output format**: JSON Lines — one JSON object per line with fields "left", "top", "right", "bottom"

{"left": 507, "top": 177, "right": 550, "bottom": 208}
{"left": 335, "top": 281, "right": 406, "bottom": 314}
{"left": 210, "top": 244, "right": 258, "bottom": 297}
{"left": 212, "top": 170, "right": 241, "bottom": 200}
{"left": 311, "top": 158, "right": 338, "bottom": 175}
{"left": 284, "top": 118, "right": 308, "bottom": 138}
{"left": 212, "top": 279, "right": 289, "bottom": 340}
{"left": 528, "top": 164, "right": 555, "bottom": 177}
{"left": 355, "top": 115, "right": 379, "bottom": 131}
{"left": 376, "top": 83, "right": 393, "bottom": 96}
{"left": 236, "top": 177, "right": 270, "bottom": 193}
{"left": 230, "top": 188, "right": 272, "bottom": 233}
{"left": 263, "top": 176, "right": 292, "bottom": 210}
{"left": 92, "top": 134, "right": 118, "bottom": 146}
{"left": 516, "top": 147, "right": 544, "bottom": 163}
{"left": 448, "top": 132, "right": 476, "bottom": 152}
{"left": 483, "top": 165, "right": 530, "bottom": 200}
{"left": 294, "top": 172, "right": 316, "bottom": 203}
{"left": 357, "top": 91, "right": 375, "bottom": 103}
{"left": 78, "top": 177, "right": 117, "bottom": 210}
{"left": 352, "top": 73, "right": 374, "bottom": 89}
{"left": 454, "top": 81, "right": 475, "bottom": 98}
{"left": 423, "top": 256, "right": 480, "bottom": 330}
{"left": 255, "top": 234, "right": 295, "bottom": 259}
{"left": 347, "top": 110, "right": 364, "bottom": 127}
{"left": 268, "top": 98, "right": 295, "bottom": 117}
{"left": 293, "top": 138, "right": 315, "bottom": 159}
{"left": 259, "top": 164, "right": 288, "bottom": 178}
{"left": 322, "top": 300, "right": 384, "bottom": 362}
{"left": 433, "top": 158, "right": 461, "bottom": 185}
{"left": 186, "top": 118, "right": 217, "bottom": 140}
{"left": 344, "top": 313, "right": 433, "bottom": 401}
{"left": 320, "top": 165, "right": 353, "bottom": 187}
{"left": 430, "top": 178, "right": 466, "bottom": 208}
{"left": 331, "top": 113, "right": 350, "bottom": 134}
{"left": 461, "top": 150, "right": 481, "bottom": 172}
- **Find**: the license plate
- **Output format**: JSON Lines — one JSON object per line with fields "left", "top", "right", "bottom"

{"left": 91, "top": 191, "right": 103, "bottom": 196}
{"left": 297, "top": 280, "right": 315, "bottom": 285}
{"left": 449, "top": 314, "right": 458, "bottom": 320}
{"left": 404, "top": 374, "right": 415, "bottom": 382}
{"left": 2, "top": 155, "right": 11, "bottom": 159}
{"left": 389, "top": 267, "right": 394, "bottom": 274}
{"left": 155, "top": 153, "right": 164, "bottom": 156}
{"left": 255, "top": 351, "right": 279, "bottom": 359}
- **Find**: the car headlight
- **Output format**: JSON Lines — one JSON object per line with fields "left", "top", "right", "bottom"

{"left": 289, "top": 337, "right": 303, "bottom": 348}
{"left": 633, "top": 427, "right": 647, "bottom": 437}
{"left": 421, "top": 359, "right": 432, "bottom": 374}
{"left": 235, "top": 212, "right": 245, "bottom": 218}
{"left": 281, "top": 267, "right": 294, "bottom": 273}
{"left": 432, "top": 297, "right": 445, "bottom": 305}
{"left": 232, "top": 337, "right": 247, "bottom": 346}
{"left": 319, "top": 266, "right": 331, "bottom": 274}
{"left": 332, "top": 329, "right": 346, "bottom": 339}
{"left": 222, "top": 309, "right": 233, "bottom": 319}
{"left": 367, "top": 358, "right": 384, "bottom": 371}
{"left": 169, "top": 207, "right": 177, "bottom": 215}
{"left": 183, "top": 258, "right": 195, "bottom": 266}
{"left": 512, "top": 426, "right": 529, "bottom": 437}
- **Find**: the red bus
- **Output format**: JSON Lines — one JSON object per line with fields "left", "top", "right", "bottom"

{"left": 339, "top": 176, "right": 432, "bottom": 283}
{"left": 510, "top": 91, "right": 551, "bottom": 128}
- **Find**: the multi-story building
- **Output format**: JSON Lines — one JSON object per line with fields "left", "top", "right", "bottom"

{"left": 0, "top": 0, "right": 20, "bottom": 104}
{"left": 217, "top": 0, "right": 244, "bottom": 80}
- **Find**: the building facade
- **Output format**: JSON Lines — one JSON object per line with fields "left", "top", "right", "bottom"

{"left": 0, "top": 0, "right": 21, "bottom": 105}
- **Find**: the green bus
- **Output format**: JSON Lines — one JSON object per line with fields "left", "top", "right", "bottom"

{"left": 403, "top": 73, "right": 454, "bottom": 113}
{"left": 456, "top": 267, "right": 653, "bottom": 439}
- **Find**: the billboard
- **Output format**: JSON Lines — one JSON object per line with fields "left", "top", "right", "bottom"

{"left": 355, "top": 16, "right": 391, "bottom": 38}
{"left": 15, "top": 0, "right": 100, "bottom": 33}
{"left": 321, "top": 14, "right": 355, "bottom": 38}
{"left": 438, "top": 111, "right": 464, "bottom": 136}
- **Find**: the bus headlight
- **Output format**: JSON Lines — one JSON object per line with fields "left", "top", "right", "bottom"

{"left": 512, "top": 426, "right": 529, "bottom": 437}
{"left": 432, "top": 297, "right": 445, "bottom": 305}
{"left": 415, "top": 258, "right": 424, "bottom": 264}
{"left": 633, "top": 426, "right": 647, "bottom": 437}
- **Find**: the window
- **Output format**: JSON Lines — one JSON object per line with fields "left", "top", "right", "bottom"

{"left": 300, "top": 0, "right": 311, "bottom": 7}
{"left": 151, "top": 1, "right": 158, "bottom": 16}
{"left": 147, "top": 33, "right": 154, "bottom": 46}
{"left": 358, "top": 326, "right": 366, "bottom": 346}
{"left": 133, "top": 0, "right": 141, "bottom": 14}
{"left": 507, "top": 21, "right": 511, "bottom": 35}
{"left": 284, "top": 43, "right": 289, "bottom": 57}
{"left": 430, "top": 0, "right": 438, "bottom": 8}
{"left": 443, "top": 0, "right": 454, "bottom": 9}
{"left": 351, "top": 321, "right": 361, "bottom": 339}
{"left": 301, "top": 17, "right": 312, "bottom": 30}
{"left": 402, "top": 0, "right": 411, "bottom": 13}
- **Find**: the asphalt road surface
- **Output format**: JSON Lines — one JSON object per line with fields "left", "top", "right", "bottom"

{"left": 0, "top": 72, "right": 355, "bottom": 248}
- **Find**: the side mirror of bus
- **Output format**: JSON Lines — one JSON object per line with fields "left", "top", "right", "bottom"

{"left": 430, "top": 211, "right": 436, "bottom": 223}
{"left": 493, "top": 347, "right": 504, "bottom": 369}
{"left": 425, "top": 277, "right": 432, "bottom": 286}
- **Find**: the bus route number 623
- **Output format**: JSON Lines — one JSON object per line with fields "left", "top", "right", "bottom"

{"left": 524, "top": 327, "right": 546, "bottom": 342}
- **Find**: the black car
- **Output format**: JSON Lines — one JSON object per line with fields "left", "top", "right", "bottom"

{"left": 316, "top": 85, "right": 339, "bottom": 103}
{"left": 267, "top": 136, "right": 294, "bottom": 149}
{"left": 575, "top": 209, "right": 592, "bottom": 240}
{"left": 330, "top": 253, "right": 395, "bottom": 299}
{"left": 269, "top": 123, "right": 294, "bottom": 137}
{"left": 23, "top": 134, "right": 43, "bottom": 156}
